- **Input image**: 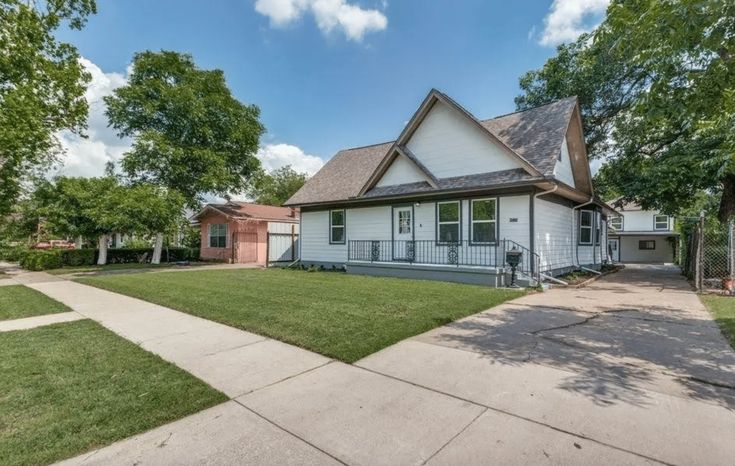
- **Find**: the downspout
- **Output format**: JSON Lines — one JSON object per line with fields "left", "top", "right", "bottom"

{"left": 572, "top": 197, "right": 595, "bottom": 268}
{"left": 533, "top": 184, "right": 558, "bottom": 281}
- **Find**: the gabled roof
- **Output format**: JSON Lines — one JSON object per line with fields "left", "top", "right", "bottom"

{"left": 285, "top": 91, "right": 586, "bottom": 207}
{"left": 480, "top": 97, "right": 578, "bottom": 176}
{"left": 192, "top": 202, "right": 299, "bottom": 222}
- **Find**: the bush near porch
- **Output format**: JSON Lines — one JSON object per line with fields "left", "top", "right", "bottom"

{"left": 77, "top": 268, "right": 525, "bottom": 363}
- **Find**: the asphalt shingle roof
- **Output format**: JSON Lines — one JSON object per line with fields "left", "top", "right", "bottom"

{"left": 285, "top": 96, "right": 577, "bottom": 206}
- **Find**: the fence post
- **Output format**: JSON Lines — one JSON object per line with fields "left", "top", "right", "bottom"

{"left": 695, "top": 212, "right": 704, "bottom": 291}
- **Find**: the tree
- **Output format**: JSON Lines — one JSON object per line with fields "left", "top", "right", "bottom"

{"left": 114, "top": 184, "right": 185, "bottom": 263}
{"left": 248, "top": 165, "right": 308, "bottom": 206}
{"left": 43, "top": 177, "right": 121, "bottom": 264}
{"left": 104, "top": 50, "right": 265, "bottom": 262}
{"left": 516, "top": 0, "right": 735, "bottom": 220}
{"left": 0, "top": 0, "right": 96, "bottom": 216}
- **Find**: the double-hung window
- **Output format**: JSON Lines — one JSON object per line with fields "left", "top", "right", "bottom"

{"left": 470, "top": 198, "right": 497, "bottom": 244}
{"left": 330, "top": 210, "right": 345, "bottom": 244}
{"left": 609, "top": 216, "right": 623, "bottom": 231}
{"left": 579, "top": 210, "right": 593, "bottom": 245}
{"left": 437, "top": 201, "right": 460, "bottom": 243}
{"left": 654, "top": 215, "right": 669, "bottom": 231}
{"left": 208, "top": 224, "right": 227, "bottom": 248}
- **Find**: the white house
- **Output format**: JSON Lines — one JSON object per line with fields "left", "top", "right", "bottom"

{"left": 285, "top": 89, "right": 616, "bottom": 286}
{"left": 607, "top": 200, "right": 677, "bottom": 263}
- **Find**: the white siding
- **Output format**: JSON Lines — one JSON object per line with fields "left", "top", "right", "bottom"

{"left": 375, "top": 154, "right": 429, "bottom": 187}
{"left": 300, "top": 207, "right": 391, "bottom": 264}
{"left": 535, "top": 198, "right": 575, "bottom": 272}
{"left": 620, "top": 210, "right": 674, "bottom": 232}
{"left": 406, "top": 101, "right": 522, "bottom": 178}
{"left": 498, "top": 195, "right": 530, "bottom": 250}
{"left": 267, "top": 222, "right": 299, "bottom": 233}
{"left": 553, "top": 137, "right": 575, "bottom": 187}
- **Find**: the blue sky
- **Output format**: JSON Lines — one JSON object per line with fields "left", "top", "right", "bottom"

{"left": 55, "top": 0, "right": 608, "bottom": 180}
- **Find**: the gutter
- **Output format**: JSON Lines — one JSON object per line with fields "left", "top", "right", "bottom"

{"left": 532, "top": 184, "right": 559, "bottom": 276}
{"left": 572, "top": 196, "right": 595, "bottom": 267}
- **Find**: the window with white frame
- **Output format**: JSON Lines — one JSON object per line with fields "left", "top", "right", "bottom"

{"left": 609, "top": 216, "right": 623, "bottom": 231}
{"left": 330, "top": 210, "right": 345, "bottom": 244}
{"left": 579, "top": 210, "right": 593, "bottom": 245}
{"left": 470, "top": 198, "right": 497, "bottom": 243}
{"left": 208, "top": 224, "right": 227, "bottom": 248}
{"left": 654, "top": 214, "right": 669, "bottom": 231}
{"left": 437, "top": 201, "right": 460, "bottom": 243}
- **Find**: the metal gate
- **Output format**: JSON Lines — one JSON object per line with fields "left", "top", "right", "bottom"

{"left": 233, "top": 231, "right": 258, "bottom": 263}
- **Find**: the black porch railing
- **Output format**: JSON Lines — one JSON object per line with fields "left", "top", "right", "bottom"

{"left": 347, "top": 239, "right": 540, "bottom": 283}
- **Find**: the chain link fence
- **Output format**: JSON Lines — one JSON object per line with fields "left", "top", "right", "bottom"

{"left": 682, "top": 215, "right": 735, "bottom": 292}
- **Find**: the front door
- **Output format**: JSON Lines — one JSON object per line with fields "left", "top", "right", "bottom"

{"left": 608, "top": 238, "right": 620, "bottom": 262}
{"left": 393, "top": 206, "right": 413, "bottom": 260}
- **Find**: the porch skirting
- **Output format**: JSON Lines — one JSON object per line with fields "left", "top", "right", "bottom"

{"left": 346, "top": 261, "right": 532, "bottom": 287}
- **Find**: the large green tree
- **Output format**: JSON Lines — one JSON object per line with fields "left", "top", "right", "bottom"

{"left": 517, "top": 0, "right": 735, "bottom": 220}
{"left": 0, "top": 0, "right": 96, "bottom": 216}
{"left": 104, "top": 50, "right": 265, "bottom": 262}
{"left": 248, "top": 165, "right": 308, "bottom": 206}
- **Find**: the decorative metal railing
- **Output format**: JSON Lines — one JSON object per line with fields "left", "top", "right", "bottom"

{"left": 347, "top": 239, "right": 540, "bottom": 283}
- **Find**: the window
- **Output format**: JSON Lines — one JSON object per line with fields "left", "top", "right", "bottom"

{"left": 609, "top": 216, "right": 623, "bottom": 231}
{"left": 437, "top": 201, "right": 460, "bottom": 243}
{"left": 398, "top": 210, "right": 411, "bottom": 234}
{"left": 595, "top": 213, "right": 601, "bottom": 244}
{"left": 654, "top": 215, "right": 669, "bottom": 231}
{"left": 330, "top": 210, "right": 345, "bottom": 244}
{"left": 208, "top": 224, "right": 227, "bottom": 248}
{"left": 471, "top": 198, "right": 497, "bottom": 244}
{"left": 639, "top": 240, "right": 656, "bottom": 250}
{"left": 579, "top": 210, "right": 593, "bottom": 245}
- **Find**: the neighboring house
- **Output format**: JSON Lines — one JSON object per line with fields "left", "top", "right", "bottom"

{"left": 607, "top": 200, "right": 677, "bottom": 263}
{"left": 191, "top": 202, "right": 299, "bottom": 265}
{"left": 285, "top": 89, "right": 615, "bottom": 286}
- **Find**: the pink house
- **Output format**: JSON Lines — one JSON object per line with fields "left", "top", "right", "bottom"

{"left": 191, "top": 202, "right": 299, "bottom": 265}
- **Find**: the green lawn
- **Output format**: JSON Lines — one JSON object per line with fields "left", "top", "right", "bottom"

{"left": 0, "top": 285, "right": 72, "bottom": 321}
{"left": 701, "top": 294, "right": 735, "bottom": 349}
{"left": 0, "top": 320, "right": 227, "bottom": 466}
{"left": 78, "top": 269, "right": 525, "bottom": 362}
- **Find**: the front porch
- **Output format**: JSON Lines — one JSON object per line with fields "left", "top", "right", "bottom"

{"left": 346, "top": 239, "right": 540, "bottom": 287}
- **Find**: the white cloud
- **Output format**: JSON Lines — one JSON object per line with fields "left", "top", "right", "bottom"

{"left": 538, "top": 0, "right": 609, "bottom": 46}
{"left": 54, "top": 58, "right": 131, "bottom": 178}
{"left": 256, "top": 143, "right": 324, "bottom": 175}
{"left": 254, "top": 0, "right": 387, "bottom": 41}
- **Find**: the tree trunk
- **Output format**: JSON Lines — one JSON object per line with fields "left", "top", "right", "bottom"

{"left": 719, "top": 172, "right": 735, "bottom": 223}
{"left": 75, "top": 236, "right": 83, "bottom": 249}
{"left": 151, "top": 232, "right": 164, "bottom": 264}
{"left": 97, "top": 234, "right": 109, "bottom": 265}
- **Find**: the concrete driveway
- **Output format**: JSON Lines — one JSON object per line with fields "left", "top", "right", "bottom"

{"left": 358, "top": 264, "right": 735, "bottom": 465}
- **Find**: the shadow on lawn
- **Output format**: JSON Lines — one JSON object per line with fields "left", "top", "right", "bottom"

{"left": 425, "top": 265, "right": 735, "bottom": 410}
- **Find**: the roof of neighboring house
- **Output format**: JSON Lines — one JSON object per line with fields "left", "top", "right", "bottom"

{"left": 285, "top": 93, "right": 581, "bottom": 207}
{"left": 192, "top": 202, "right": 299, "bottom": 223}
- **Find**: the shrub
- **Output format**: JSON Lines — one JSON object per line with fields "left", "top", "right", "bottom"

{"left": 0, "top": 244, "right": 28, "bottom": 262}
{"left": 59, "top": 249, "right": 96, "bottom": 266}
{"left": 20, "top": 250, "right": 63, "bottom": 271}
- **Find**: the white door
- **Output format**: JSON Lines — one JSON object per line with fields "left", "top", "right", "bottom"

{"left": 608, "top": 238, "right": 620, "bottom": 262}
{"left": 393, "top": 206, "right": 413, "bottom": 260}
